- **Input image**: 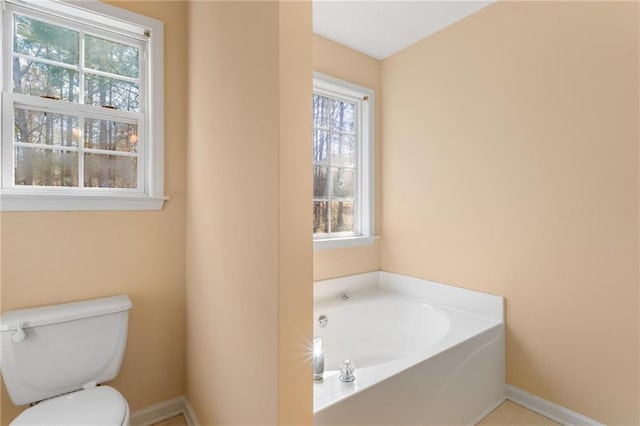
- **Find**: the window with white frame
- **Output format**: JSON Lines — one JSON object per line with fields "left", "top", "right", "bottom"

{"left": 313, "top": 73, "right": 375, "bottom": 249}
{"left": 1, "top": 0, "right": 165, "bottom": 211}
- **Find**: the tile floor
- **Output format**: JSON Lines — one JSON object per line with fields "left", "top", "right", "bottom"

{"left": 150, "top": 401, "right": 560, "bottom": 426}
{"left": 477, "top": 401, "right": 560, "bottom": 425}
{"left": 150, "top": 414, "right": 188, "bottom": 426}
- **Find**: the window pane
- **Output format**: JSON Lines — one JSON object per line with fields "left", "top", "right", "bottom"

{"left": 313, "top": 166, "right": 328, "bottom": 198}
{"left": 85, "top": 35, "right": 139, "bottom": 78}
{"left": 15, "top": 146, "right": 78, "bottom": 186}
{"left": 14, "top": 108, "right": 79, "bottom": 147}
{"left": 84, "top": 119, "right": 138, "bottom": 153}
{"left": 331, "top": 201, "right": 354, "bottom": 233}
{"left": 84, "top": 154, "right": 137, "bottom": 188}
{"left": 331, "top": 134, "right": 355, "bottom": 167}
{"left": 313, "top": 94, "right": 329, "bottom": 129}
{"left": 330, "top": 100, "right": 355, "bottom": 134}
{"left": 330, "top": 133, "right": 356, "bottom": 167}
{"left": 313, "top": 129, "right": 329, "bottom": 164}
{"left": 12, "top": 58, "right": 79, "bottom": 102}
{"left": 313, "top": 201, "right": 329, "bottom": 234}
{"left": 330, "top": 132, "right": 340, "bottom": 161}
{"left": 331, "top": 167, "right": 354, "bottom": 199}
{"left": 85, "top": 73, "right": 139, "bottom": 112}
{"left": 14, "top": 15, "right": 79, "bottom": 65}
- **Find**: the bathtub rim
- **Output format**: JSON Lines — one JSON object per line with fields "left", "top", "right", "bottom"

{"left": 314, "top": 270, "right": 504, "bottom": 322}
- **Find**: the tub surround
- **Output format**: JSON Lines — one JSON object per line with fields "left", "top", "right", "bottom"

{"left": 313, "top": 271, "right": 505, "bottom": 425}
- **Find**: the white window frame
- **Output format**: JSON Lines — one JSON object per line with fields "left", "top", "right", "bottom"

{"left": 0, "top": 0, "right": 166, "bottom": 211}
{"left": 313, "top": 72, "right": 375, "bottom": 251}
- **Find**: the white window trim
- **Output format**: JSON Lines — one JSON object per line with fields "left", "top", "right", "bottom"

{"left": 0, "top": 0, "right": 167, "bottom": 211}
{"left": 313, "top": 72, "right": 375, "bottom": 250}
{"left": 313, "top": 235, "right": 378, "bottom": 251}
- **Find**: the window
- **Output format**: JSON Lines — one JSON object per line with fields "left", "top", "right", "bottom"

{"left": 1, "top": 0, "right": 165, "bottom": 211}
{"left": 313, "top": 72, "right": 375, "bottom": 250}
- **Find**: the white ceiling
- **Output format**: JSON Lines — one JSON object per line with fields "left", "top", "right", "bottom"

{"left": 313, "top": 1, "right": 495, "bottom": 60}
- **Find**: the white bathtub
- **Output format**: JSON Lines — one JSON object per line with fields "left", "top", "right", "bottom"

{"left": 313, "top": 271, "right": 505, "bottom": 426}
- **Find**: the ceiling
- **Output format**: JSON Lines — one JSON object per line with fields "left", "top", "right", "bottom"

{"left": 312, "top": 1, "right": 495, "bottom": 60}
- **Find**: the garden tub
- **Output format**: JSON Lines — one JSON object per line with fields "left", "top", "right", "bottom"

{"left": 313, "top": 271, "right": 505, "bottom": 425}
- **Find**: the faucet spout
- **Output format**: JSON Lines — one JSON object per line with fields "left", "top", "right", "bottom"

{"left": 313, "top": 337, "right": 324, "bottom": 383}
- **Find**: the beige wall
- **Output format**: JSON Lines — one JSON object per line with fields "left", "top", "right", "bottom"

{"left": 278, "top": 3, "right": 314, "bottom": 423}
{"left": 0, "top": 2, "right": 188, "bottom": 425}
{"left": 381, "top": 2, "right": 639, "bottom": 424}
{"left": 185, "top": 1, "right": 312, "bottom": 424}
{"left": 312, "top": 35, "right": 382, "bottom": 281}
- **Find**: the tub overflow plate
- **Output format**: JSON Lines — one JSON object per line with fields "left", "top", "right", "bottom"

{"left": 318, "top": 314, "right": 328, "bottom": 328}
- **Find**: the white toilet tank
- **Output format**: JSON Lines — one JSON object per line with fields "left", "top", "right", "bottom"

{"left": 0, "top": 295, "right": 132, "bottom": 406}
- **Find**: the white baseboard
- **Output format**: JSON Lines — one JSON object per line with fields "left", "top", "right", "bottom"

{"left": 131, "top": 387, "right": 603, "bottom": 426}
{"left": 506, "top": 385, "right": 604, "bottom": 426}
{"left": 182, "top": 398, "right": 200, "bottom": 426}
{"left": 130, "top": 395, "right": 200, "bottom": 426}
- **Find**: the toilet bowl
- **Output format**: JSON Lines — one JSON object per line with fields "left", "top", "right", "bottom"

{"left": 0, "top": 295, "right": 133, "bottom": 426}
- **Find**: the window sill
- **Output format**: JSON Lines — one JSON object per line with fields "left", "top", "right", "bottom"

{"left": 0, "top": 192, "right": 169, "bottom": 211}
{"left": 314, "top": 236, "right": 378, "bottom": 251}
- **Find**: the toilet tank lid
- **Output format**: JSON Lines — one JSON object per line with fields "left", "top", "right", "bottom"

{"left": 1, "top": 295, "right": 132, "bottom": 332}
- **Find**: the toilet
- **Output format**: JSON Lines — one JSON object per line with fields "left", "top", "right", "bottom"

{"left": 0, "top": 295, "right": 133, "bottom": 425}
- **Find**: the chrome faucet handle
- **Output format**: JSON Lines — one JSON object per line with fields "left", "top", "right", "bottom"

{"left": 339, "top": 360, "right": 356, "bottom": 382}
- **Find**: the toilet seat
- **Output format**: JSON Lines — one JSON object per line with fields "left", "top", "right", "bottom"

{"left": 11, "top": 386, "right": 129, "bottom": 426}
